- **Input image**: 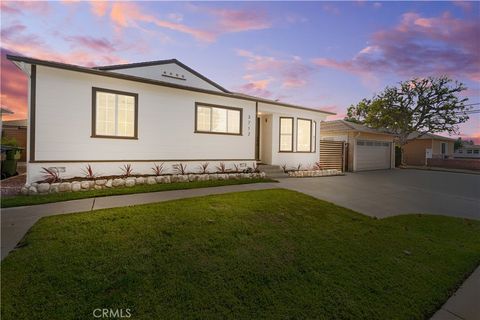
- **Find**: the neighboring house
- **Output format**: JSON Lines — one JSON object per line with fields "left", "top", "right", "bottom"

{"left": 1, "top": 119, "right": 27, "bottom": 161}
{"left": 8, "top": 55, "right": 334, "bottom": 183}
{"left": 454, "top": 145, "right": 480, "bottom": 159}
{"left": 402, "top": 132, "right": 455, "bottom": 166}
{"left": 320, "top": 120, "right": 395, "bottom": 172}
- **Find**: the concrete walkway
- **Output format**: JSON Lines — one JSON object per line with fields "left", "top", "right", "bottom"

{"left": 431, "top": 266, "right": 480, "bottom": 320}
{"left": 1, "top": 182, "right": 278, "bottom": 260}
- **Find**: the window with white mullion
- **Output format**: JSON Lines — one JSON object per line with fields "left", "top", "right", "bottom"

{"left": 93, "top": 88, "right": 137, "bottom": 138}
{"left": 297, "top": 119, "right": 312, "bottom": 152}
{"left": 195, "top": 104, "right": 241, "bottom": 135}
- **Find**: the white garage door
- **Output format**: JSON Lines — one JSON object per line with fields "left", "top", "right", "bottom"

{"left": 356, "top": 140, "right": 391, "bottom": 171}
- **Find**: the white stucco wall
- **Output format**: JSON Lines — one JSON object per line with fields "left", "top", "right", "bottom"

{"left": 28, "top": 66, "right": 255, "bottom": 182}
{"left": 258, "top": 102, "right": 327, "bottom": 170}
{"left": 107, "top": 63, "right": 224, "bottom": 92}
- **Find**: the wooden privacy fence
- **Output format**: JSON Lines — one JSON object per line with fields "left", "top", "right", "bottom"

{"left": 319, "top": 140, "right": 347, "bottom": 172}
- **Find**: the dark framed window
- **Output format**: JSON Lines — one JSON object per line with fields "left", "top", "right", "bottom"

{"left": 195, "top": 102, "right": 242, "bottom": 135}
{"left": 279, "top": 117, "right": 294, "bottom": 152}
{"left": 92, "top": 87, "right": 138, "bottom": 139}
{"left": 297, "top": 118, "right": 313, "bottom": 152}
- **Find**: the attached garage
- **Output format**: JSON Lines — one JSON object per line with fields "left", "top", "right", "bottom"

{"left": 355, "top": 140, "right": 392, "bottom": 171}
{"left": 320, "top": 120, "right": 395, "bottom": 172}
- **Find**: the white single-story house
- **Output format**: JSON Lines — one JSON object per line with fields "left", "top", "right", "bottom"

{"left": 8, "top": 55, "right": 335, "bottom": 183}
{"left": 454, "top": 145, "right": 480, "bottom": 159}
{"left": 320, "top": 120, "right": 395, "bottom": 171}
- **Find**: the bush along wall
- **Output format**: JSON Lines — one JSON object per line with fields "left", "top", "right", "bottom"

{"left": 21, "top": 172, "right": 266, "bottom": 196}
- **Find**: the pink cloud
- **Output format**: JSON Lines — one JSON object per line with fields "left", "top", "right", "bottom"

{"left": 109, "top": 2, "right": 215, "bottom": 42}
{"left": 1, "top": 24, "right": 127, "bottom": 67}
{"left": 0, "top": 2, "right": 20, "bottom": 14}
{"left": 312, "top": 12, "right": 480, "bottom": 82}
{"left": 3, "top": 1, "right": 50, "bottom": 14}
{"left": 90, "top": 1, "right": 109, "bottom": 17}
{"left": 459, "top": 132, "right": 480, "bottom": 144}
{"left": 236, "top": 49, "right": 313, "bottom": 89}
{"left": 106, "top": 2, "right": 270, "bottom": 42}
{"left": 207, "top": 8, "right": 270, "bottom": 33}
{"left": 1, "top": 49, "right": 28, "bottom": 120}
{"left": 236, "top": 82, "right": 273, "bottom": 99}
{"left": 65, "top": 36, "right": 116, "bottom": 52}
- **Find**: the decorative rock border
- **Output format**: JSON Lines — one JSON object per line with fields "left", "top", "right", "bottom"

{"left": 288, "top": 169, "right": 343, "bottom": 177}
{"left": 21, "top": 172, "right": 266, "bottom": 196}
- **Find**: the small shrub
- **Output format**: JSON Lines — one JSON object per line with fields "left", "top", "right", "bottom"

{"left": 173, "top": 163, "right": 188, "bottom": 175}
{"left": 1, "top": 136, "right": 18, "bottom": 147}
{"left": 81, "top": 164, "right": 97, "bottom": 179}
{"left": 41, "top": 167, "right": 61, "bottom": 183}
{"left": 252, "top": 162, "right": 260, "bottom": 173}
{"left": 198, "top": 162, "right": 209, "bottom": 174}
{"left": 313, "top": 161, "right": 322, "bottom": 170}
{"left": 243, "top": 167, "right": 253, "bottom": 173}
{"left": 296, "top": 163, "right": 302, "bottom": 171}
{"left": 152, "top": 163, "right": 165, "bottom": 176}
{"left": 233, "top": 163, "right": 240, "bottom": 173}
{"left": 120, "top": 164, "right": 134, "bottom": 177}
{"left": 216, "top": 162, "right": 227, "bottom": 173}
{"left": 281, "top": 163, "right": 288, "bottom": 173}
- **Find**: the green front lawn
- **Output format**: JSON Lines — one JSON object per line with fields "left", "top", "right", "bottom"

{"left": 2, "top": 189, "right": 479, "bottom": 319}
{"left": 1, "top": 178, "right": 274, "bottom": 208}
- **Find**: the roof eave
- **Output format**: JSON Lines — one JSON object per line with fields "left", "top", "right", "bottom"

{"left": 6, "top": 54, "right": 335, "bottom": 115}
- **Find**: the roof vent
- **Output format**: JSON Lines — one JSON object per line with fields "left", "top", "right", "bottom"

{"left": 162, "top": 70, "right": 186, "bottom": 81}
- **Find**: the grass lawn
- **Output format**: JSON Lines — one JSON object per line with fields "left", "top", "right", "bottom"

{"left": 2, "top": 189, "right": 479, "bottom": 319}
{"left": 0, "top": 178, "right": 274, "bottom": 208}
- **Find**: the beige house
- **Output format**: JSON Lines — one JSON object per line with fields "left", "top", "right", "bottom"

{"left": 320, "top": 120, "right": 395, "bottom": 172}
{"left": 402, "top": 133, "right": 455, "bottom": 166}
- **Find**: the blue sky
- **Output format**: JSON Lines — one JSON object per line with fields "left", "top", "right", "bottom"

{"left": 1, "top": 1, "right": 479, "bottom": 141}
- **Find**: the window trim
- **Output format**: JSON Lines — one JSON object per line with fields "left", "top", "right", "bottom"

{"left": 194, "top": 102, "right": 243, "bottom": 136}
{"left": 296, "top": 118, "right": 314, "bottom": 153}
{"left": 312, "top": 121, "right": 317, "bottom": 152}
{"left": 91, "top": 87, "right": 138, "bottom": 140}
{"left": 279, "top": 117, "right": 294, "bottom": 152}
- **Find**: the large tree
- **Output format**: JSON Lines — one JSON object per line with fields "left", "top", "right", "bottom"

{"left": 346, "top": 76, "right": 470, "bottom": 161}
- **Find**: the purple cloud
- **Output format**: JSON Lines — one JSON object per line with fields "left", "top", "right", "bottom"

{"left": 313, "top": 12, "right": 480, "bottom": 82}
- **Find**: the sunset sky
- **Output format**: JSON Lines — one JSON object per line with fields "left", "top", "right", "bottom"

{"left": 1, "top": 1, "right": 479, "bottom": 142}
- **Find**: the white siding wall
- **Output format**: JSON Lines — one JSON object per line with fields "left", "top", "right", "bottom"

{"left": 258, "top": 102, "right": 327, "bottom": 170}
{"left": 28, "top": 66, "right": 255, "bottom": 182}
{"left": 109, "top": 63, "right": 223, "bottom": 92}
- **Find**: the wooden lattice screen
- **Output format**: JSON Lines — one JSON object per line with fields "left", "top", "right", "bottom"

{"left": 319, "top": 140, "right": 347, "bottom": 172}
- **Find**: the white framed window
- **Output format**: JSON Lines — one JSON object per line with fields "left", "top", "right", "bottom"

{"left": 297, "top": 118, "right": 312, "bottom": 152}
{"left": 279, "top": 117, "right": 294, "bottom": 152}
{"left": 195, "top": 103, "right": 242, "bottom": 135}
{"left": 92, "top": 88, "right": 137, "bottom": 139}
{"left": 312, "top": 121, "right": 317, "bottom": 152}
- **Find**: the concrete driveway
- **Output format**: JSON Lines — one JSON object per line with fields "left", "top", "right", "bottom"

{"left": 278, "top": 169, "right": 480, "bottom": 220}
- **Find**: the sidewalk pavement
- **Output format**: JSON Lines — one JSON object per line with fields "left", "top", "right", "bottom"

{"left": 1, "top": 182, "right": 278, "bottom": 260}
{"left": 431, "top": 266, "right": 480, "bottom": 320}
